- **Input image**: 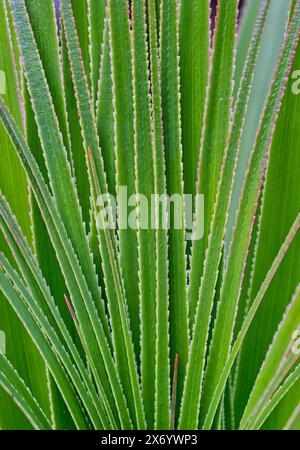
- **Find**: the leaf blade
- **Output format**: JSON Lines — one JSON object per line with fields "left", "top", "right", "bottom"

{"left": 201, "top": 0, "right": 300, "bottom": 428}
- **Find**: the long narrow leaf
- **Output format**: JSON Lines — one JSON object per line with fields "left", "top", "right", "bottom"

{"left": 0, "top": 251, "right": 109, "bottom": 429}
{"left": 148, "top": 0, "right": 170, "bottom": 430}
{"left": 160, "top": 0, "right": 188, "bottom": 409}
{"left": 108, "top": 0, "right": 140, "bottom": 359}
{"left": 23, "top": 0, "right": 74, "bottom": 428}
{"left": 132, "top": 0, "right": 156, "bottom": 428}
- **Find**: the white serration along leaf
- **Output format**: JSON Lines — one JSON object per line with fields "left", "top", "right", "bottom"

{"left": 88, "top": 0, "right": 106, "bottom": 106}
{"left": 96, "top": 19, "right": 116, "bottom": 197}
{"left": 198, "top": 0, "right": 300, "bottom": 429}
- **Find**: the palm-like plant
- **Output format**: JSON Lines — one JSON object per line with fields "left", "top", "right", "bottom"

{"left": 0, "top": 0, "right": 299, "bottom": 430}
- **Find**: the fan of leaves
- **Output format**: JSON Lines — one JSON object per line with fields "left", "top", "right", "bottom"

{"left": 0, "top": 0, "right": 299, "bottom": 430}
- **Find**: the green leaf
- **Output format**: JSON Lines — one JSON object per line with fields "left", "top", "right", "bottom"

{"left": 22, "top": 0, "right": 75, "bottom": 429}
{"left": 197, "top": 0, "right": 271, "bottom": 425}
{"left": 284, "top": 405, "right": 300, "bottom": 429}
{"left": 9, "top": 0, "right": 110, "bottom": 343}
{"left": 108, "top": 0, "right": 140, "bottom": 359}
{"left": 60, "top": 0, "right": 145, "bottom": 428}
{"left": 201, "top": 0, "right": 300, "bottom": 428}
{"left": 240, "top": 285, "right": 300, "bottom": 430}
{"left": 226, "top": 0, "right": 292, "bottom": 249}
{"left": 131, "top": 0, "right": 157, "bottom": 428}
{"left": 0, "top": 251, "right": 108, "bottom": 429}
{"left": 0, "top": 0, "right": 48, "bottom": 429}
{"left": 234, "top": 16, "right": 300, "bottom": 430}
{"left": 61, "top": 33, "right": 91, "bottom": 228}
{"left": 179, "top": 0, "right": 210, "bottom": 210}
{"left": 248, "top": 364, "right": 300, "bottom": 430}
{"left": 0, "top": 266, "right": 90, "bottom": 429}
{"left": 202, "top": 214, "right": 300, "bottom": 429}
{"left": 179, "top": 0, "right": 240, "bottom": 429}
{"left": 0, "top": 353, "right": 51, "bottom": 430}
{"left": 96, "top": 21, "right": 116, "bottom": 197}
{"left": 160, "top": 0, "right": 188, "bottom": 409}
{"left": 88, "top": 149, "right": 146, "bottom": 430}
{"left": 0, "top": 194, "right": 110, "bottom": 429}
{"left": 188, "top": 0, "right": 238, "bottom": 329}
{"left": 0, "top": 97, "right": 131, "bottom": 428}
{"left": 88, "top": 0, "right": 106, "bottom": 104}
{"left": 70, "top": 0, "right": 90, "bottom": 88}
{"left": 24, "top": 0, "right": 70, "bottom": 156}
{"left": 233, "top": 0, "right": 261, "bottom": 95}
